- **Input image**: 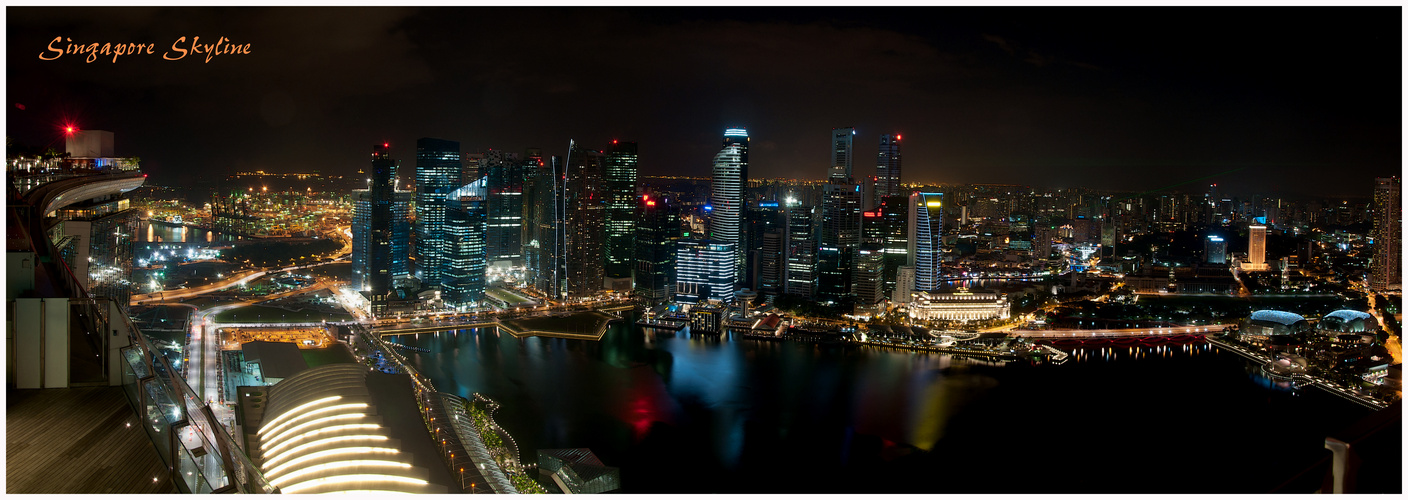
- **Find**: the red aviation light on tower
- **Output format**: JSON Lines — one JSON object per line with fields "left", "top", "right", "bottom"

{"left": 64, "top": 124, "right": 77, "bottom": 136}
{"left": 612, "top": 139, "right": 618, "bottom": 144}
{"left": 383, "top": 143, "right": 389, "bottom": 148}
{"left": 896, "top": 134, "right": 902, "bottom": 141}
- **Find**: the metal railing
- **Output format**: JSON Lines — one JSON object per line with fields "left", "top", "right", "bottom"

{"left": 115, "top": 300, "right": 276, "bottom": 493}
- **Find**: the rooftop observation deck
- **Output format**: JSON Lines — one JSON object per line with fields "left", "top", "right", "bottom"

{"left": 6, "top": 386, "right": 173, "bottom": 493}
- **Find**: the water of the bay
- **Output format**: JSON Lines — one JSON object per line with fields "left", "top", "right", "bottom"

{"left": 136, "top": 220, "right": 242, "bottom": 244}
{"left": 395, "top": 312, "right": 1377, "bottom": 493}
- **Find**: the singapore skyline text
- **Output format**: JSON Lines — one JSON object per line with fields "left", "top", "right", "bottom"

{"left": 38, "top": 35, "right": 251, "bottom": 63}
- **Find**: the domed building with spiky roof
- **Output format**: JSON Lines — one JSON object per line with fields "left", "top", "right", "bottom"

{"left": 1318, "top": 310, "right": 1379, "bottom": 334}
{"left": 1239, "top": 310, "right": 1311, "bottom": 348}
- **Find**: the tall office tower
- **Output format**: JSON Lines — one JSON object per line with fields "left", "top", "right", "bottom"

{"left": 758, "top": 229, "right": 785, "bottom": 301}
{"left": 854, "top": 244, "right": 885, "bottom": 308}
{"left": 1370, "top": 176, "right": 1402, "bottom": 292}
{"left": 908, "top": 192, "right": 944, "bottom": 292}
{"left": 819, "top": 183, "right": 863, "bottom": 297}
{"left": 564, "top": 141, "right": 606, "bottom": 298}
{"left": 1205, "top": 235, "right": 1227, "bottom": 264}
{"left": 523, "top": 151, "right": 565, "bottom": 299}
{"left": 1246, "top": 224, "right": 1267, "bottom": 270}
{"left": 414, "top": 138, "right": 461, "bottom": 284}
{"left": 442, "top": 177, "right": 488, "bottom": 309}
{"left": 634, "top": 194, "right": 681, "bottom": 306}
{"left": 745, "top": 200, "right": 783, "bottom": 289}
{"left": 878, "top": 195, "right": 909, "bottom": 296}
{"left": 353, "top": 144, "right": 405, "bottom": 296}
{"left": 712, "top": 128, "right": 749, "bottom": 285}
{"left": 482, "top": 149, "right": 523, "bottom": 269}
{"left": 875, "top": 134, "right": 902, "bottom": 199}
{"left": 674, "top": 240, "right": 738, "bottom": 304}
{"left": 784, "top": 203, "right": 816, "bottom": 298}
{"left": 604, "top": 141, "right": 639, "bottom": 281}
{"left": 858, "top": 205, "right": 892, "bottom": 306}
{"left": 829, "top": 127, "right": 855, "bottom": 182}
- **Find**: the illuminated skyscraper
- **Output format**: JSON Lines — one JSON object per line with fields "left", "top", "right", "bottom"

{"left": 1205, "top": 235, "right": 1227, "bottom": 264}
{"left": 830, "top": 127, "right": 855, "bottom": 182}
{"left": 712, "top": 128, "right": 749, "bottom": 284}
{"left": 604, "top": 141, "right": 639, "bottom": 281}
{"left": 745, "top": 200, "right": 783, "bottom": 290}
{"left": 523, "top": 149, "right": 566, "bottom": 298}
{"left": 1370, "top": 176, "right": 1401, "bottom": 292}
{"left": 875, "top": 134, "right": 902, "bottom": 199}
{"left": 634, "top": 194, "right": 681, "bottom": 306}
{"left": 564, "top": 141, "right": 606, "bottom": 298}
{"left": 353, "top": 144, "right": 410, "bottom": 297}
{"left": 414, "top": 137, "right": 461, "bottom": 284}
{"left": 908, "top": 192, "right": 944, "bottom": 292}
{"left": 878, "top": 195, "right": 909, "bottom": 296}
{"left": 482, "top": 149, "right": 523, "bottom": 268}
{"left": 675, "top": 240, "right": 737, "bottom": 304}
{"left": 784, "top": 202, "right": 816, "bottom": 298}
{"left": 1246, "top": 225, "right": 1266, "bottom": 271}
{"left": 442, "top": 177, "right": 487, "bottom": 308}
{"left": 854, "top": 244, "right": 885, "bottom": 307}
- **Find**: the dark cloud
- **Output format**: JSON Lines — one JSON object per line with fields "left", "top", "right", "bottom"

{"left": 6, "top": 7, "right": 1399, "bottom": 198}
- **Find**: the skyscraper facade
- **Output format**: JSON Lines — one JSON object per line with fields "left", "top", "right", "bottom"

{"left": 712, "top": 128, "right": 749, "bottom": 286}
{"left": 1205, "top": 235, "right": 1227, "bottom": 264}
{"left": 875, "top": 134, "right": 902, "bottom": 199}
{"left": 674, "top": 240, "right": 738, "bottom": 304}
{"left": 1370, "top": 176, "right": 1402, "bottom": 292}
{"left": 878, "top": 195, "right": 909, "bottom": 297}
{"left": 745, "top": 200, "right": 783, "bottom": 290}
{"left": 523, "top": 150, "right": 566, "bottom": 299}
{"left": 565, "top": 141, "right": 606, "bottom": 298}
{"left": 758, "top": 229, "right": 785, "bottom": 301}
{"left": 353, "top": 144, "right": 408, "bottom": 295}
{"left": 1246, "top": 224, "right": 1266, "bottom": 270}
{"left": 830, "top": 127, "right": 855, "bottom": 182}
{"left": 634, "top": 194, "right": 681, "bottom": 306}
{"left": 604, "top": 141, "right": 639, "bottom": 280}
{"left": 442, "top": 177, "right": 488, "bottom": 308}
{"left": 414, "top": 138, "right": 461, "bottom": 284}
{"left": 908, "top": 192, "right": 944, "bottom": 292}
{"left": 784, "top": 203, "right": 816, "bottom": 298}
{"left": 820, "top": 128, "right": 863, "bottom": 300}
{"left": 854, "top": 244, "right": 885, "bottom": 308}
{"left": 482, "top": 149, "right": 523, "bottom": 268}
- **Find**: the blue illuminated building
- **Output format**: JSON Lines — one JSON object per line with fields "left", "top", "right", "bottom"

{"left": 711, "top": 128, "right": 748, "bottom": 286}
{"left": 414, "top": 138, "right": 461, "bottom": 284}
{"left": 442, "top": 177, "right": 488, "bottom": 308}
{"left": 675, "top": 240, "right": 737, "bottom": 304}
{"left": 908, "top": 192, "right": 943, "bottom": 292}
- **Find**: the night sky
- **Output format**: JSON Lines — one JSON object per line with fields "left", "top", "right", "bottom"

{"left": 6, "top": 7, "right": 1401, "bottom": 197}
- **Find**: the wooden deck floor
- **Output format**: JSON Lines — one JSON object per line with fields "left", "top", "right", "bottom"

{"left": 7, "top": 386, "right": 174, "bottom": 493}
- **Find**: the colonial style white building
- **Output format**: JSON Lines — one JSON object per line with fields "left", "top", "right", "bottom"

{"left": 907, "top": 288, "right": 1010, "bottom": 322}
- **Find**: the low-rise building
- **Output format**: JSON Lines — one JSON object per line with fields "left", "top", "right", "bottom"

{"left": 907, "top": 288, "right": 1010, "bottom": 322}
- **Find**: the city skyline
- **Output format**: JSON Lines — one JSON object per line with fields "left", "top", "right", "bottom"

{"left": 6, "top": 7, "right": 1400, "bottom": 197}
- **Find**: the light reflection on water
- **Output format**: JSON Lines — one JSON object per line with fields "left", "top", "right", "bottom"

{"left": 136, "top": 220, "right": 239, "bottom": 243}
{"left": 396, "top": 316, "right": 1368, "bottom": 493}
